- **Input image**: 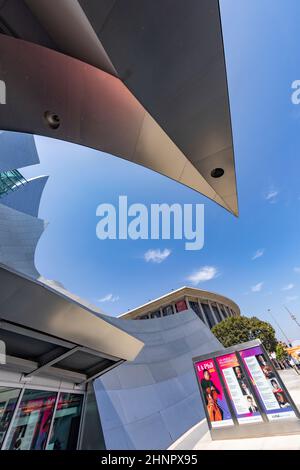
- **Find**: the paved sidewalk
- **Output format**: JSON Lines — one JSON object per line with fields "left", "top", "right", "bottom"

{"left": 169, "top": 369, "right": 300, "bottom": 450}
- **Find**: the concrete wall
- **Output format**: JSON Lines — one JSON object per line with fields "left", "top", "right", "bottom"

{"left": 94, "top": 309, "right": 222, "bottom": 450}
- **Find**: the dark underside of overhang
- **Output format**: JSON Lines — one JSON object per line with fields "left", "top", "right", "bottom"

{"left": 0, "top": 320, "right": 122, "bottom": 386}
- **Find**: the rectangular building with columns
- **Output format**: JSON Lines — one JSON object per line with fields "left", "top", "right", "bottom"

{"left": 119, "top": 286, "right": 240, "bottom": 329}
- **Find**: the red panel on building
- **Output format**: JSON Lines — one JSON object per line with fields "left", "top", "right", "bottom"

{"left": 175, "top": 300, "right": 187, "bottom": 312}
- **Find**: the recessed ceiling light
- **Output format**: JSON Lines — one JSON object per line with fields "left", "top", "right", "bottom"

{"left": 211, "top": 168, "right": 224, "bottom": 178}
{"left": 44, "top": 111, "right": 60, "bottom": 130}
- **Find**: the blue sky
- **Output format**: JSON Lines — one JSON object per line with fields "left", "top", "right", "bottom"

{"left": 21, "top": 0, "right": 300, "bottom": 342}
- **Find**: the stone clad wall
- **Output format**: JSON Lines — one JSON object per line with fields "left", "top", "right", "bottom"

{"left": 94, "top": 309, "right": 222, "bottom": 450}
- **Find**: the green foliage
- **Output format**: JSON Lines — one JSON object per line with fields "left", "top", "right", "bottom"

{"left": 275, "top": 342, "right": 289, "bottom": 361}
{"left": 211, "top": 316, "right": 277, "bottom": 353}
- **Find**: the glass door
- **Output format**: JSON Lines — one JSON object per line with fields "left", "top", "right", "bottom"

{"left": 3, "top": 389, "right": 57, "bottom": 450}
{"left": 0, "top": 387, "right": 21, "bottom": 447}
{"left": 46, "top": 393, "right": 83, "bottom": 450}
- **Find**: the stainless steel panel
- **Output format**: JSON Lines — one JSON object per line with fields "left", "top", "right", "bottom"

{"left": 25, "top": 0, "right": 116, "bottom": 75}
{"left": 0, "top": 34, "right": 233, "bottom": 212}
{"left": 0, "top": 265, "right": 144, "bottom": 362}
{"left": 83, "top": 0, "right": 238, "bottom": 214}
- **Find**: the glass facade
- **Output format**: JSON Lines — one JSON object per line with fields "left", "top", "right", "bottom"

{"left": 150, "top": 310, "right": 161, "bottom": 318}
{"left": 189, "top": 301, "right": 205, "bottom": 323}
{"left": 4, "top": 389, "right": 57, "bottom": 450}
{"left": 0, "top": 387, "right": 84, "bottom": 451}
{"left": 0, "top": 387, "right": 20, "bottom": 447}
{"left": 224, "top": 306, "right": 231, "bottom": 317}
{"left": 162, "top": 305, "right": 174, "bottom": 316}
{"left": 0, "top": 169, "right": 27, "bottom": 197}
{"left": 219, "top": 305, "right": 227, "bottom": 319}
{"left": 201, "top": 303, "right": 215, "bottom": 329}
{"left": 46, "top": 393, "right": 83, "bottom": 450}
{"left": 211, "top": 304, "right": 222, "bottom": 323}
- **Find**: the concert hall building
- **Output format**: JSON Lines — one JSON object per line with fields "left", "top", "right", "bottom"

{"left": 0, "top": 0, "right": 239, "bottom": 451}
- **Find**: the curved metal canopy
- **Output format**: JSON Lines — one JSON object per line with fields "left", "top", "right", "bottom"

{"left": 0, "top": 264, "right": 144, "bottom": 363}
{"left": 0, "top": 0, "right": 238, "bottom": 214}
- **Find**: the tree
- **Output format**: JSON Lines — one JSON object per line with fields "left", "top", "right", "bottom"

{"left": 211, "top": 316, "right": 277, "bottom": 353}
{"left": 275, "top": 342, "right": 289, "bottom": 361}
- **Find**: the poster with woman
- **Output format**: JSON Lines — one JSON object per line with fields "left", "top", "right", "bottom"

{"left": 216, "top": 353, "right": 263, "bottom": 424}
{"left": 195, "top": 359, "right": 233, "bottom": 428}
{"left": 240, "top": 345, "right": 296, "bottom": 421}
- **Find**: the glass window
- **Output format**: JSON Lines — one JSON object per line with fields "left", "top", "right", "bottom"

{"left": 162, "top": 305, "right": 174, "bottom": 316}
{"left": 150, "top": 310, "right": 161, "bottom": 318}
{"left": 4, "top": 389, "right": 57, "bottom": 450}
{"left": 225, "top": 307, "right": 232, "bottom": 317}
{"left": 189, "top": 301, "right": 205, "bottom": 323}
{"left": 212, "top": 304, "right": 222, "bottom": 323}
{"left": 201, "top": 303, "right": 216, "bottom": 328}
{"left": 219, "top": 305, "right": 227, "bottom": 319}
{"left": 46, "top": 393, "right": 83, "bottom": 450}
{"left": 0, "top": 387, "right": 20, "bottom": 448}
{"left": 0, "top": 169, "right": 27, "bottom": 197}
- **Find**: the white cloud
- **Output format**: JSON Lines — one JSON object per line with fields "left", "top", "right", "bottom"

{"left": 294, "top": 267, "right": 300, "bottom": 273}
{"left": 144, "top": 248, "right": 171, "bottom": 264}
{"left": 286, "top": 295, "right": 298, "bottom": 303}
{"left": 282, "top": 283, "right": 294, "bottom": 291}
{"left": 265, "top": 189, "right": 279, "bottom": 203}
{"left": 252, "top": 249, "right": 265, "bottom": 260}
{"left": 98, "top": 293, "right": 119, "bottom": 303}
{"left": 187, "top": 266, "right": 218, "bottom": 285}
{"left": 251, "top": 282, "right": 264, "bottom": 292}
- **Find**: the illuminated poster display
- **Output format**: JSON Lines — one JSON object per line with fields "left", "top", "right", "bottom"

{"left": 193, "top": 341, "right": 299, "bottom": 440}
{"left": 217, "top": 353, "right": 263, "bottom": 424}
{"left": 240, "top": 345, "right": 296, "bottom": 421}
{"left": 195, "top": 358, "right": 233, "bottom": 428}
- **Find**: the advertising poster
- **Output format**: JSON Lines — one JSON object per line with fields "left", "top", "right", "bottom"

{"left": 217, "top": 353, "right": 263, "bottom": 424}
{"left": 240, "top": 346, "right": 296, "bottom": 421}
{"left": 195, "top": 359, "right": 233, "bottom": 428}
